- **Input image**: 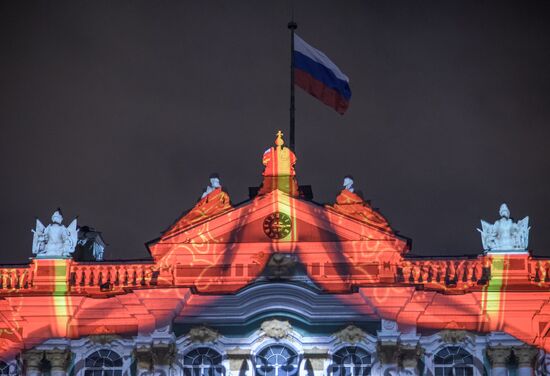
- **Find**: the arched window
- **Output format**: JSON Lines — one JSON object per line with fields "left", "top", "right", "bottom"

{"left": 331, "top": 346, "right": 372, "bottom": 376}
{"left": 0, "top": 361, "right": 9, "bottom": 375}
{"left": 254, "top": 344, "right": 299, "bottom": 376}
{"left": 84, "top": 349, "right": 123, "bottom": 376}
{"left": 183, "top": 347, "right": 225, "bottom": 376}
{"left": 434, "top": 346, "right": 474, "bottom": 376}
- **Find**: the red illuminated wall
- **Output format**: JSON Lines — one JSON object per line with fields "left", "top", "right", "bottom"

{"left": 0, "top": 133, "right": 549, "bottom": 360}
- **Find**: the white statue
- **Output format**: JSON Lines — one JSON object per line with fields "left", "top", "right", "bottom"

{"left": 32, "top": 210, "right": 78, "bottom": 258}
{"left": 343, "top": 175, "right": 354, "bottom": 192}
{"left": 477, "top": 203, "right": 530, "bottom": 252}
{"left": 201, "top": 174, "right": 222, "bottom": 198}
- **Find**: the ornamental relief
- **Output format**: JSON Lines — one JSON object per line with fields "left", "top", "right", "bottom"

{"left": 260, "top": 319, "right": 292, "bottom": 339}
{"left": 187, "top": 325, "right": 220, "bottom": 343}
{"left": 333, "top": 325, "right": 366, "bottom": 344}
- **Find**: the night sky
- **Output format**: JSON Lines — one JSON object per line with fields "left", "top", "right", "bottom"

{"left": 1, "top": 1, "right": 549, "bottom": 264}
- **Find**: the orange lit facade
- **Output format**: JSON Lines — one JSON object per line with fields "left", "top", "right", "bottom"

{"left": 0, "top": 133, "right": 549, "bottom": 375}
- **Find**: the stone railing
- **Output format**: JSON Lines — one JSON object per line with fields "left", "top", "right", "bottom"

{"left": 528, "top": 258, "right": 550, "bottom": 284}
{"left": 396, "top": 257, "right": 489, "bottom": 291}
{"left": 69, "top": 262, "right": 160, "bottom": 293}
{"left": 0, "top": 265, "right": 34, "bottom": 291}
{"left": 2, "top": 255, "right": 550, "bottom": 295}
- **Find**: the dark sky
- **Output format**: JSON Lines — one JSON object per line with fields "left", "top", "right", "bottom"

{"left": 1, "top": 1, "right": 549, "bottom": 263}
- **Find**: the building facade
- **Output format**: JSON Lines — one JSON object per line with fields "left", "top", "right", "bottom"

{"left": 0, "top": 133, "right": 549, "bottom": 375}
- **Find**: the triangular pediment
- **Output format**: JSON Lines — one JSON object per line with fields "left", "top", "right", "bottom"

{"left": 149, "top": 189, "right": 406, "bottom": 260}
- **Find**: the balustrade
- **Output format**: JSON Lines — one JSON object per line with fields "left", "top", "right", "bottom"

{"left": 397, "top": 259, "right": 488, "bottom": 290}
{"left": 69, "top": 263, "right": 159, "bottom": 293}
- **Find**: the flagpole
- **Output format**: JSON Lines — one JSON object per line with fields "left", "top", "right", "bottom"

{"left": 288, "top": 20, "right": 297, "bottom": 151}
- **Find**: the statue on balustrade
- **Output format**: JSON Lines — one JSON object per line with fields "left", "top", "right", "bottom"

{"left": 31, "top": 209, "right": 78, "bottom": 258}
{"left": 477, "top": 203, "right": 530, "bottom": 252}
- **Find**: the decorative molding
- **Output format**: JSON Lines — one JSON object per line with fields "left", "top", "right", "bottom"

{"left": 400, "top": 345, "right": 424, "bottom": 369}
{"left": 22, "top": 350, "right": 44, "bottom": 370}
{"left": 88, "top": 334, "right": 122, "bottom": 345}
{"left": 513, "top": 346, "right": 538, "bottom": 368}
{"left": 45, "top": 349, "right": 70, "bottom": 371}
{"left": 333, "top": 325, "right": 366, "bottom": 344}
{"left": 151, "top": 343, "right": 175, "bottom": 365}
{"left": 486, "top": 346, "right": 512, "bottom": 368}
{"left": 134, "top": 346, "right": 153, "bottom": 371}
{"left": 187, "top": 325, "right": 220, "bottom": 343}
{"left": 438, "top": 330, "right": 475, "bottom": 344}
{"left": 261, "top": 319, "right": 292, "bottom": 340}
{"left": 377, "top": 342, "right": 400, "bottom": 365}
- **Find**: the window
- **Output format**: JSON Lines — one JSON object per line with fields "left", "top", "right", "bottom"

{"left": 183, "top": 347, "right": 225, "bottom": 376}
{"left": 331, "top": 346, "right": 372, "bottom": 376}
{"left": 84, "top": 350, "right": 123, "bottom": 376}
{"left": 434, "top": 346, "right": 474, "bottom": 376}
{"left": 0, "top": 361, "right": 9, "bottom": 375}
{"left": 254, "top": 344, "right": 299, "bottom": 376}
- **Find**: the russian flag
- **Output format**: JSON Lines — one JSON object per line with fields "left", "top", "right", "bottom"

{"left": 293, "top": 34, "right": 352, "bottom": 114}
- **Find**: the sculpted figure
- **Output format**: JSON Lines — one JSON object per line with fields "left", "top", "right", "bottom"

{"left": 477, "top": 203, "right": 530, "bottom": 252}
{"left": 327, "top": 176, "right": 391, "bottom": 231}
{"left": 343, "top": 175, "right": 354, "bottom": 192}
{"left": 201, "top": 173, "right": 222, "bottom": 199}
{"left": 165, "top": 175, "right": 232, "bottom": 235}
{"left": 32, "top": 210, "right": 78, "bottom": 258}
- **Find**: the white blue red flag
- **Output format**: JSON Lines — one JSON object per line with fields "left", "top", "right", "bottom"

{"left": 293, "top": 34, "right": 352, "bottom": 114}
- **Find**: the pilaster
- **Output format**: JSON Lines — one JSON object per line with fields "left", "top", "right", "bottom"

{"left": 514, "top": 346, "right": 538, "bottom": 376}
{"left": 226, "top": 349, "right": 251, "bottom": 376}
{"left": 45, "top": 349, "right": 70, "bottom": 376}
{"left": 151, "top": 343, "right": 175, "bottom": 374}
{"left": 486, "top": 346, "right": 512, "bottom": 376}
{"left": 134, "top": 345, "right": 153, "bottom": 375}
{"left": 22, "top": 350, "right": 43, "bottom": 376}
{"left": 303, "top": 347, "right": 328, "bottom": 376}
{"left": 400, "top": 345, "right": 423, "bottom": 376}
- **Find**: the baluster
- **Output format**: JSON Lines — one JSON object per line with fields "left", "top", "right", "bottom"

{"left": 6, "top": 270, "right": 12, "bottom": 289}
{"left": 426, "top": 265, "right": 434, "bottom": 283}
{"left": 13, "top": 270, "right": 20, "bottom": 289}
{"left": 420, "top": 265, "right": 429, "bottom": 283}
{"left": 88, "top": 268, "right": 95, "bottom": 286}
{"left": 140, "top": 267, "right": 146, "bottom": 286}
{"left": 106, "top": 267, "right": 112, "bottom": 285}
{"left": 80, "top": 267, "right": 87, "bottom": 286}
{"left": 132, "top": 267, "right": 138, "bottom": 286}
{"left": 28, "top": 268, "right": 34, "bottom": 288}
{"left": 19, "top": 270, "right": 26, "bottom": 289}
{"left": 123, "top": 267, "right": 129, "bottom": 286}
{"left": 114, "top": 266, "right": 120, "bottom": 286}
{"left": 460, "top": 261, "right": 468, "bottom": 282}
{"left": 74, "top": 267, "right": 82, "bottom": 288}
{"left": 434, "top": 263, "right": 441, "bottom": 283}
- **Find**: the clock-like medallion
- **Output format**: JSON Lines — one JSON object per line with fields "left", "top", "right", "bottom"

{"left": 263, "top": 212, "right": 293, "bottom": 240}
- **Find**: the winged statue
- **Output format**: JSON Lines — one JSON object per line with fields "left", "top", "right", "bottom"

{"left": 477, "top": 203, "right": 530, "bottom": 252}
{"left": 31, "top": 210, "right": 78, "bottom": 258}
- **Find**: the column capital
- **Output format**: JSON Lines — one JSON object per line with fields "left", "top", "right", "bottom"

{"left": 400, "top": 345, "right": 424, "bottom": 369}
{"left": 513, "top": 346, "right": 538, "bottom": 368}
{"left": 486, "top": 346, "right": 512, "bottom": 368}
{"left": 377, "top": 342, "right": 399, "bottom": 365}
{"left": 134, "top": 345, "right": 153, "bottom": 371}
{"left": 45, "top": 349, "right": 70, "bottom": 371}
{"left": 22, "top": 350, "right": 44, "bottom": 370}
{"left": 151, "top": 343, "right": 175, "bottom": 366}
